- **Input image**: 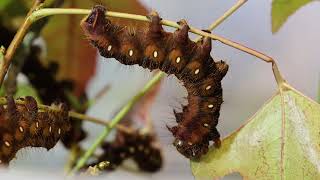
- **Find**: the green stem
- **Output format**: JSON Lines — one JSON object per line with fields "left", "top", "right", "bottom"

{"left": 29, "top": 7, "right": 285, "bottom": 87}
{"left": 0, "top": 0, "right": 43, "bottom": 86}
{"left": 5, "top": 6, "right": 285, "bottom": 88}
{"left": 70, "top": 72, "right": 165, "bottom": 174}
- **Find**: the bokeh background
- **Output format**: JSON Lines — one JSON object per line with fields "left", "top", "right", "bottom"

{"left": 1, "top": 0, "right": 320, "bottom": 179}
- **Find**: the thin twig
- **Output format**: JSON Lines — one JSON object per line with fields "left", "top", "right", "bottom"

{"left": 194, "top": 0, "right": 248, "bottom": 42}
{"left": 1, "top": 6, "right": 285, "bottom": 90}
{"left": 70, "top": 71, "right": 165, "bottom": 174}
{"left": 0, "top": 97, "right": 134, "bottom": 134}
{"left": 0, "top": 0, "right": 44, "bottom": 86}
{"left": 68, "top": 111, "right": 133, "bottom": 134}
{"left": 28, "top": 8, "right": 285, "bottom": 88}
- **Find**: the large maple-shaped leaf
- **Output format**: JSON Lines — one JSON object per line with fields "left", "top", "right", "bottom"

{"left": 191, "top": 83, "right": 320, "bottom": 179}
{"left": 271, "top": 0, "right": 315, "bottom": 33}
{"left": 41, "top": 0, "right": 148, "bottom": 95}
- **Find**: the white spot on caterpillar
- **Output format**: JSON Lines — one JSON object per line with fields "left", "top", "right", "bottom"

{"left": 174, "top": 139, "right": 183, "bottom": 147}
{"left": 208, "top": 104, "right": 214, "bottom": 108}
{"left": 36, "top": 122, "right": 39, "bottom": 128}
{"left": 107, "top": 45, "right": 112, "bottom": 51}
{"left": 49, "top": 126, "right": 52, "bottom": 133}
{"left": 153, "top": 51, "right": 158, "bottom": 58}
{"left": 205, "top": 85, "right": 211, "bottom": 90}
{"left": 203, "top": 123, "right": 209, "bottom": 127}
{"left": 58, "top": 128, "right": 61, "bottom": 135}
{"left": 19, "top": 126, "right": 24, "bottom": 133}
{"left": 4, "top": 141, "right": 10, "bottom": 147}
{"left": 194, "top": 69, "right": 200, "bottom": 75}
{"left": 176, "top": 57, "right": 181, "bottom": 63}
{"left": 188, "top": 142, "right": 193, "bottom": 146}
{"left": 129, "top": 49, "right": 134, "bottom": 57}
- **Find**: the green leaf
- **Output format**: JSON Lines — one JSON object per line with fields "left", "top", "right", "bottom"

{"left": 191, "top": 84, "right": 320, "bottom": 179}
{"left": 0, "top": 0, "right": 27, "bottom": 17}
{"left": 271, "top": 0, "right": 313, "bottom": 33}
{"left": 14, "top": 84, "right": 42, "bottom": 103}
{"left": 0, "top": 46, "right": 4, "bottom": 60}
{"left": 0, "top": 0, "right": 11, "bottom": 11}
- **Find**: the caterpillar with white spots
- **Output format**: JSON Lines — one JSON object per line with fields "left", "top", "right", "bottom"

{"left": 0, "top": 96, "right": 70, "bottom": 165}
{"left": 81, "top": 5, "right": 228, "bottom": 159}
{"left": 88, "top": 130, "right": 162, "bottom": 172}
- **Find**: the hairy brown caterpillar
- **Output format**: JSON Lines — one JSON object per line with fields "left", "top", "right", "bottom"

{"left": 81, "top": 5, "right": 228, "bottom": 159}
{"left": 88, "top": 130, "right": 162, "bottom": 172}
{"left": 0, "top": 96, "right": 70, "bottom": 165}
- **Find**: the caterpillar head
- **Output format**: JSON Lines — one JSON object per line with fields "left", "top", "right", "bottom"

{"left": 80, "top": 5, "right": 107, "bottom": 39}
{"left": 168, "top": 126, "right": 209, "bottom": 159}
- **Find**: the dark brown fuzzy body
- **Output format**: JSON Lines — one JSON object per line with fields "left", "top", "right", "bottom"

{"left": 81, "top": 5, "right": 228, "bottom": 159}
{"left": 0, "top": 96, "right": 70, "bottom": 165}
{"left": 88, "top": 130, "right": 162, "bottom": 172}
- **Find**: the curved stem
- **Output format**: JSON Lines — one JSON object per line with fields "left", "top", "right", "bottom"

{"left": 0, "top": 1, "right": 44, "bottom": 86}
{"left": 2, "top": 6, "right": 285, "bottom": 90}
{"left": 28, "top": 7, "right": 285, "bottom": 89}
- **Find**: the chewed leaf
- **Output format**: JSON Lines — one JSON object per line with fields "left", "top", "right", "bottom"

{"left": 271, "top": 0, "right": 313, "bottom": 33}
{"left": 191, "top": 84, "right": 320, "bottom": 179}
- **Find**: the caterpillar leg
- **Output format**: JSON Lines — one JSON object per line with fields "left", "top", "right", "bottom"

{"left": 173, "top": 109, "right": 183, "bottom": 123}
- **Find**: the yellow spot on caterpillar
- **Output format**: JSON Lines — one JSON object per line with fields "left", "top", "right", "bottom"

{"left": 176, "top": 57, "right": 181, "bottom": 63}
{"left": 19, "top": 126, "right": 24, "bottom": 133}
{"left": 153, "top": 51, "right": 158, "bottom": 58}
{"left": 107, "top": 45, "right": 112, "bottom": 51}
{"left": 4, "top": 141, "right": 10, "bottom": 147}
{"left": 205, "top": 85, "right": 211, "bottom": 90}
{"left": 129, "top": 49, "right": 134, "bottom": 57}
{"left": 208, "top": 104, "right": 214, "bottom": 108}
{"left": 194, "top": 69, "right": 200, "bottom": 75}
{"left": 58, "top": 128, "right": 61, "bottom": 135}
{"left": 203, "top": 123, "right": 209, "bottom": 127}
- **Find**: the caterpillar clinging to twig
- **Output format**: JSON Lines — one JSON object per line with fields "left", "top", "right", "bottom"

{"left": 80, "top": 5, "right": 228, "bottom": 159}
{"left": 0, "top": 96, "right": 70, "bottom": 165}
